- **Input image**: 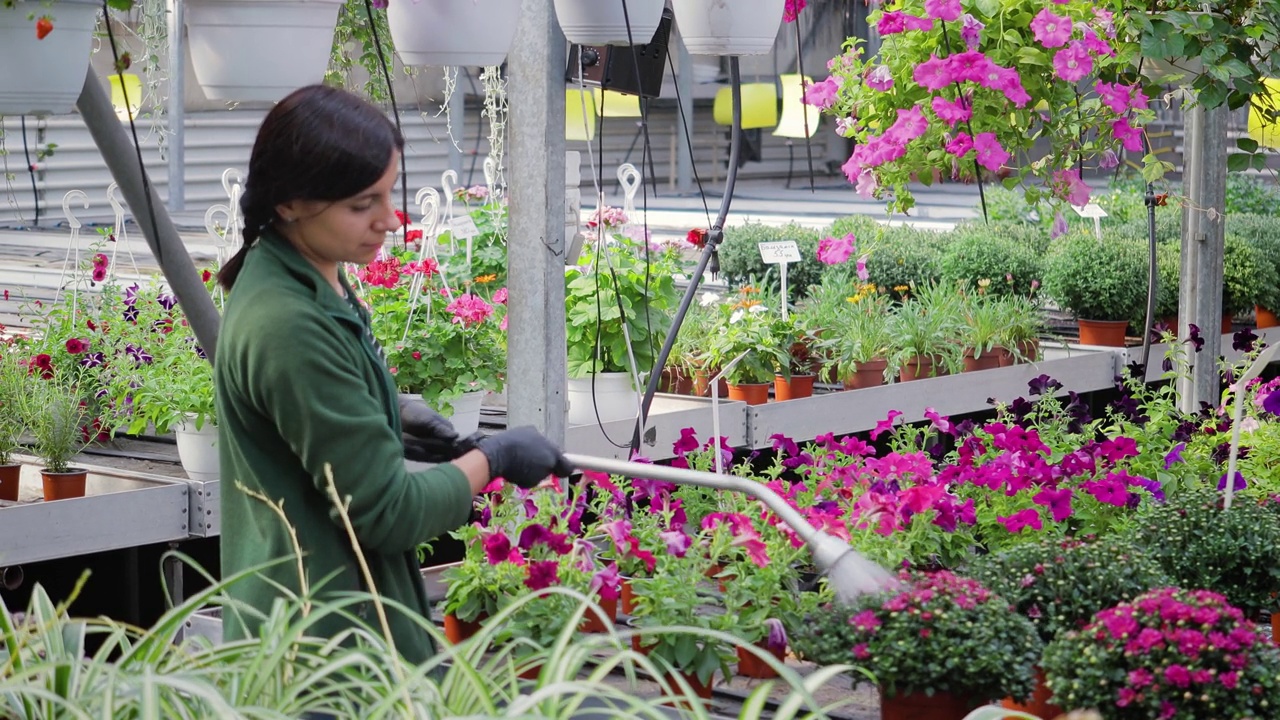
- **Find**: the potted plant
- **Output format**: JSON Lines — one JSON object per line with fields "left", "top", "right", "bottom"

{"left": 825, "top": 292, "right": 894, "bottom": 389}
{"left": 1043, "top": 588, "right": 1280, "bottom": 719}
{"left": 959, "top": 291, "right": 1005, "bottom": 372}
{"left": 20, "top": 369, "right": 91, "bottom": 501}
{"left": 772, "top": 314, "right": 817, "bottom": 401}
{"left": 885, "top": 283, "right": 965, "bottom": 382}
{"left": 967, "top": 535, "right": 1171, "bottom": 718}
{"left": 564, "top": 218, "right": 682, "bottom": 424}
{"left": 1129, "top": 486, "right": 1280, "bottom": 620}
{"left": 0, "top": 348, "right": 26, "bottom": 502}
{"left": 940, "top": 224, "right": 1043, "bottom": 298}
{"left": 1222, "top": 232, "right": 1277, "bottom": 328}
{"left": 1228, "top": 215, "right": 1280, "bottom": 327}
{"left": 704, "top": 300, "right": 790, "bottom": 405}
{"left": 792, "top": 570, "right": 1042, "bottom": 720}
{"left": 1043, "top": 229, "right": 1148, "bottom": 346}
{"left": 0, "top": 0, "right": 113, "bottom": 115}
{"left": 669, "top": 0, "right": 785, "bottom": 56}
{"left": 184, "top": 0, "right": 344, "bottom": 101}
{"left": 810, "top": 0, "right": 1161, "bottom": 214}
{"left": 365, "top": 250, "right": 507, "bottom": 437}
{"left": 665, "top": 297, "right": 719, "bottom": 396}
{"left": 995, "top": 291, "right": 1045, "bottom": 366}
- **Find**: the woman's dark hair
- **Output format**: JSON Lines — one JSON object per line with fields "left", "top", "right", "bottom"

{"left": 218, "top": 85, "right": 404, "bottom": 289}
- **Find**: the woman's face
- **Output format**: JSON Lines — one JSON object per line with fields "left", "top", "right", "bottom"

{"left": 276, "top": 150, "right": 402, "bottom": 273}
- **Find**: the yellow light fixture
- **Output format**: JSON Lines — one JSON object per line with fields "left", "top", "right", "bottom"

{"left": 713, "top": 83, "right": 778, "bottom": 130}
{"left": 1248, "top": 78, "right": 1280, "bottom": 150}
{"left": 109, "top": 72, "right": 142, "bottom": 122}
{"left": 773, "top": 74, "right": 820, "bottom": 139}
{"left": 566, "top": 88, "right": 598, "bottom": 142}
{"left": 592, "top": 88, "right": 642, "bottom": 118}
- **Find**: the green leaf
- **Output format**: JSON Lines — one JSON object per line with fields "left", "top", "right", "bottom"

{"left": 1228, "top": 153, "right": 1255, "bottom": 172}
{"left": 973, "top": 0, "right": 1000, "bottom": 17}
{"left": 1237, "top": 137, "right": 1261, "bottom": 153}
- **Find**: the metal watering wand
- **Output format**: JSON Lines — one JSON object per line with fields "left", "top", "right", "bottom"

{"left": 564, "top": 454, "right": 898, "bottom": 603}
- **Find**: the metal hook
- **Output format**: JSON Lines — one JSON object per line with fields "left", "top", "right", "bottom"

{"left": 414, "top": 187, "right": 440, "bottom": 240}
{"left": 616, "top": 163, "right": 641, "bottom": 219}
{"left": 106, "top": 182, "right": 126, "bottom": 219}
{"left": 205, "top": 204, "right": 233, "bottom": 247}
{"left": 483, "top": 156, "right": 498, "bottom": 189}
{"left": 61, "top": 190, "right": 89, "bottom": 230}
{"left": 221, "top": 168, "right": 244, "bottom": 200}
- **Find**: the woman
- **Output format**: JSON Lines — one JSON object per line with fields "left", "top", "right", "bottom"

{"left": 214, "top": 85, "right": 570, "bottom": 664}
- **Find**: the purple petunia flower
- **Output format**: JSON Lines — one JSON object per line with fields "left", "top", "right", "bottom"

{"left": 125, "top": 344, "right": 153, "bottom": 365}
{"left": 1218, "top": 471, "right": 1247, "bottom": 492}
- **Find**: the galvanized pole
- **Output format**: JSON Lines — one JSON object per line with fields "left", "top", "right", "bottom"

{"left": 674, "top": 36, "right": 694, "bottom": 194}
{"left": 77, "top": 68, "right": 221, "bottom": 360}
{"left": 166, "top": 0, "right": 186, "bottom": 211}
{"left": 1176, "top": 100, "right": 1228, "bottom": 413}
{"left": 505, "top": 0, "right": 567, "bottom": 443}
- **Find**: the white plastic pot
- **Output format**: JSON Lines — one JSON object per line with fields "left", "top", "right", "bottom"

{"left": 185, "top": 0, "right": 343, "bottom": 102}
{"left": 442, "top": 390, "right": 486, "bottom": 437}
{"left": 388, "top": 0, "right": 521, "bottom": 67}
{"left": 0, "top": 0, "right": 100, "bottom": 115}
{"left": 553, "top": 0, "right": 665, "bottom": 46}
{"left": 567, "top": 372, "right": 640, "bottom": 427}
{"left": 175, "top": 418, "right": 220, "bottom": 483}
{"left": 670, "top": 0, "right": 785, "bottom": 56}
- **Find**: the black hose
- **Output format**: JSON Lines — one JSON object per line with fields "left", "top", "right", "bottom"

{"left": 20, "top": 116, "right": 40, "bottom": 225}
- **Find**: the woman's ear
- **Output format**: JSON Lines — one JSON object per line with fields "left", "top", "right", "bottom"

{"left": 274, "top": 201, "right": 299, "bottom": 224}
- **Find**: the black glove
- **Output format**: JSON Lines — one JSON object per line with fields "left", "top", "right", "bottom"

{"left": 399, "top": 395, "right": 465, "bottom": 463}
{"left": 476, "top": 426, "right": 574, "bottom": 489}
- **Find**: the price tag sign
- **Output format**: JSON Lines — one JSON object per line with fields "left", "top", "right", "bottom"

{"left": 449, "top": 214, "right": 481, "bottom": 239}
{"left": 758, "top": 240, "right": 801, "bottom": 265}
{"left": 1071, "top": 203, "right": 1109, "bottom": 219}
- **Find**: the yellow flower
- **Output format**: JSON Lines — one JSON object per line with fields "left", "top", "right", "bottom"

{"left": 978, "top": 278, "right": 992, "bottom": 288}
{"left": 893, "top": 285, "right": 910, "bottom": 293}
{"left": 474, "top": 273, "right": 498, "bottom": 284}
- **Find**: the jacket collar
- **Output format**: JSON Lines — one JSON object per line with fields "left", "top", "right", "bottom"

{"left": 253, "top": 229, "right": 360, "bottom": 322}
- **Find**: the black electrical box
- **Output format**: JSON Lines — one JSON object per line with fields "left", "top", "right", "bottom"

{"left": 565, "top": 8, "right": 673, "bottom": 99}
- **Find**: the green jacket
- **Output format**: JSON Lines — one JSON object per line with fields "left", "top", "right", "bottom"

{"left": 215, "top": 230, "right": 473, "bottom": 663}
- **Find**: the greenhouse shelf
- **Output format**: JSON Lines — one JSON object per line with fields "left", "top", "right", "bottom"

{"left": 0, "top": 456, "right": 191, "bottom": 566}
{"left": 565, "top": 393, "right": 750, "bottom": 461}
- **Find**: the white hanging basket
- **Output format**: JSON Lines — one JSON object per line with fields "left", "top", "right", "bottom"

{"left": 553, "top": 0, "right": 665, "bottom": 46}
{"left": 567, "top": 372, "right": 640, "bottom": 427}
{"left": 388, "top": 0, "right": 521, "bottom": 67}
{"left": 670, "top": 0, "right": 785, "bottom": 56}
{"left": 174, "top": 418, "right": 220, "bottom": 483}
{"left": 0, "top": 0, "right": 100, "bottom": 115}
{"left": 185, "top": 0, "right": 344, "bottom": 102}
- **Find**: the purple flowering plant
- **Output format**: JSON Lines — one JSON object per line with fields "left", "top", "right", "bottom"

{"left": 810, "top": 0, "right": 1163, "bottom": 213}
{"left": 1043, "top": 587, "right": 1280, "bottom": 719}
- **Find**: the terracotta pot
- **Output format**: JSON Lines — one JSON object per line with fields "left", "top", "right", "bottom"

{"left": 621, "top": 579, "right": 638, "bottom": 615}
{"left": 962, "top": 349, "right": 1002, "bottom": 372}
{"left": 579, "top": 595, "right": 619, "bottom": 633}
{"left": 631, "top": 634, "right": 654, "bottom": 655}
{"left": 661, "top": 670, "right": 714, "bottom": 706}
{"left": 443, "top": 613, "right": 485, "bottom": 644}
{"left": 1018, "top": 338, "right": 1040, "bottom": 363}
{"left": 41, "top": 468, "right": 87, "bottom": 501}
{"left": 880, "top": 690, "right": 978, "bottom": 720}
{"left": 1224, "top": 313, "right": 1235, "bottom": 332}
{"left": 1077, "top": 318, "right": 1129, "bottom": 347}
{"left": 899, "top": 356, "right": 945, "bottom": 383}
{"left": 736, "top": 643, "right": 785, "bottom": 679}
{"left": 692, "top": 368, "right": 730, "bottom": 398}
{"left": 1001, "top": 667, "right": 1062, "bottom": 720}
{"left": 842, "top": 358, "right": 888, "bottom": 390}
{"left": 0, "top": 463, "right": 20, "bottom": 502}
{"left": 1258, "top": 305, "right": 1280, "bottom": 329}
{"left": 518, "top": 660, "right": 543, "bottom": 680}
{"left": 727, "top": 382, "right": 770, "bottom": 406}
{"left": 660, "top": 367, "right": 696, "bottom": 395}
{"left": 773, "top": 373, "right": 815, "bottom": 401}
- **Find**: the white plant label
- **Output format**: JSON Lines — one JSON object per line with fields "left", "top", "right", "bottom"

{"left": 449, "top": 214, "right": 481, "bottom": 239}
{"left": 1071, "top": 203, "right": 1108, "bottom": 219}
{"left": 758, "top": 240, "right": 801, "bottom": 264}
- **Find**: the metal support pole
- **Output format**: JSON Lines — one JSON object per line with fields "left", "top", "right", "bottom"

{"left": 447, "top": 73, "right": 464, "bottom": 176}
{"left": 77, "top": 68, "right": 221, "bottom": 361}
{"left": 506, "top": 0, "right": 567, "bottom": 443}
{"left": 166, "top": 0, "right": 186, "bottom": 211}
{"left": 674, "top": 37, "right": 694, "bottom": 195}
{"left": 1177, "top": 100, "right": 1228, "bottom": 413}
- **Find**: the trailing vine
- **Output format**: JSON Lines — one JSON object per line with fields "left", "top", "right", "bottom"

{"left": 327, "top": 0, "right": 397, "bottom": 103}
{"left": 480, "top": 65, "right": 507, "bottom": 190}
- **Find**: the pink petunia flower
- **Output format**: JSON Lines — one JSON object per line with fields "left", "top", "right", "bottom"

{"left": 1030, "top": 8, "right": 1072, "bottom": 48}
{"left": 997, "top": 508, "right": 1043, "bottom": 533}
{"left": 885, "top": 106, "right": 929, "bottom": 145}
{"left": 959, "top": 13, "right": 984, "bottom": 50}
{"left": 913, "top": 54, "right": 954, "bottom": 91}
{"left": 783, "top": 0, "right": 806, "bottom": 22}
{"left": 945, "top": 132, "right": 974, "bottom": 158}
{"left": 865, "top": 65, "right": 895, "bottom": 92}
{"left": 589, "top": 562, "right": 621, "bottom": 601}
{"left": 923, "top": 0, "right": 961, "bottom": 22}
{"left": 1051, "top": 168, "right": 1092, "bottom": 206}
{"left": 803, "top": 76, "right": 842, "bottom": 109}
{"left": 931, "top": 95, "right": 972, "bottom": 126}
{"left": 1053, "top": 41, "right": 1093, "bottom": 83}
{"left": 1112, "top": 118, "right": 1145, "bottom": 153}
{"left": 856, "top": 254, "right": 870, "bottom": 281}
{"left": 972, "top": 132, "right": 1010, "bottom": 172}
{"left": 817, "top": 233, "right": 856, "bottom": 265}
{"left": 524, "top": 560, "right": 559, "bottom": 591}
{"left": 1033, "top": 486, "right": 1074, "bottom": 522}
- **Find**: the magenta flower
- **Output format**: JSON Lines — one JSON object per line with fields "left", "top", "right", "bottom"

{"left": 923, "top": 0, "right": 960, "bottom": 22}
{"left": 493, "top": 287, "right": 508, "bottom": 304}
{"left": 855, "top": 170, "right": 878, "bottom": 198}
{"left": 1051, "top": 211, "right": 1069, "bottom": 239}
{"left": 1051, "top": 168, "right": 1091, "bottom": 206}
{"left": 1053, "top": 41, "right": 1093, "bottom": 83}
{"left": 1100, "top": 149, "right": 1120, "bottom": 169}
{"left": 870, "top": 410, "right": 903, "bottom": 440}
{"left": 997, "top": 508, "right": 1043, "bottom": 534}
{"left": 1082, "top": 477, "right": 1130, "bottom": 507}
{"left": 803, "top": 76, "right": 841, "bottom": 109}
{"left": 763, "top": 618, "right": 788, "bottom": 653}
{"left": 1078, "top": 24, "right": 1114, "bottom": 56}
{"left": 945, "top": 132, "right": 974, "bottom": 158}
{"left": 972, "top": 132, "right": 1010, "bottom": 172}
{"left": 589, "top": 562, "right": 621, "bottom": 601}
{"left": 1033, "top": 486, "right": 1074, "bottom": 522}
{"left": 659, "top": 529, "right": 691, "bottom": 557}
{"left": 913, "top": 54, "right": 954, "bottom": 91}
{"left": 885, "top": 106, "right": 929, "bottom": 145}
{"left": 856, "top": 254, "right": 870, "bottom": 281}
{"left": 783, "top": 0, "right": 806, "bottom": 22}
{"left": 959, "top": 14, "right": 984, "bottom": 50}
{"left": 947, "top": 51, "right": 993, "bottom": 84}
{"left": 483, "top": 532, "right": 522, "bottom": 565}
{"left": 976, "top": 63, "right": 1031, "bottom": 106}
{"left": 1111, "top": 118, "right": 1144, "bottom": 153}
{"left": 1030, "top": 8, "right": 1072, "bottom": 47}
{"left": 518, "top": 523, "right": 574, "bottom": 554}
{"left": 524, "top": 560, "right": 559, "bottom": 591}
{"left": 851, "top": 609, "right": 882, "bottom": 631}
{"left": 817, "top": 232, "right": 855, "bottom": 265}
{"left": 877, "top": 10, "right": 908, "bottom": 34}
{"left": 64, "top": 338, "right": 89, "bottom": 355}
{"left": 1095, "top": 81, "right": 1129, "bottom": 114}
{"left": 931, "top": 95, "right": 972, "bottom": 126}
{"left": 866, "top": 65, "right": 895, "bottom": 92}
{"left": 446, "top": 293, "right": 494, "bottom": 327}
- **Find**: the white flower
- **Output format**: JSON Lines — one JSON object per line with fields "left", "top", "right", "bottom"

{"left": 748, "top": 304, "right": 768, "bottom": 314}
{"left": 700, "top": 292, "right": 722, "bottom": 307}
{"left": 729, "top": 308, "right": 745, "bottom": 324}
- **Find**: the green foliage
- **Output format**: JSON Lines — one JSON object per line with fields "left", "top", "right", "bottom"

{"left": 717, "top": 222, "right": 825, "bottom": 300}
{"left": 940, "top": 222, "right": 1044, "bottom": 296}
{"left": 1129, "top": 486, "right": 1280, "bottom": 618}
{"left": 0, "top": 351, "right": 27, "bottom": 465}
{"left": 20, "top": 371, "right": 90, "bottom": 473}
{"left": 1043, "top": 229, "right": 1148, "bottom": 323}
{"left": 704, "top": 300, "right": 791, "bottom": 386}
{"left": 966, "top": 535, "right": 1170, "bottom": 645}
{"left": 1222, "top": 232, "right": 1276, "bottom": 314}
{"left": 326, "top": 0, "right": 397, "bottom": 102}
{"left": 1229, "top": 214, "right": 1280, "bottom": 311}
{"left": 565, "top": 234, "right": 682, "bottom": 378}
{"left": 862, "top": 225, "right": 946, "bottom": 297}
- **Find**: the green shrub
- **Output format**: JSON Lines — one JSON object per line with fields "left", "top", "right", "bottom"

{"left": 940, "top": 222, "right": 1044, "bottom": 296}
{"left": 1223, "top": 232, "right": 1277, "bottom": 314}
{"left": 1226, "top": 174, "right": 1280, "bottom": 215}
{"left": 1043, "top": 229, "right": 1148, "bottom": 324}
{"left": 1228, "top": 214, "right": 1280, "bottom": 311}
{"left": 863, "top": 224, "right": 947, "bottom": 296}
{"left": 827, "top": 214, "right": 883, "bottom": 242}
{"left": 717, "top": 222, "right": 824, "bottom": 299}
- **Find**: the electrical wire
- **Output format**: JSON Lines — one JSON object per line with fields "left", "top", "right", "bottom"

{"left": 362, "top": 0, "right": 409, "bottom": 248}
{"left": 19, "top": 116, "right": 39, "bottom": 225}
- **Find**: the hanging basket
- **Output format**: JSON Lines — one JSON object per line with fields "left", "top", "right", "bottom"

{"left": 185, "top": 0, "right": 344, "bottom": 102}
{"left": 670, "top": 0, "right": 785, "bottom": 56}
{"left": 553, "top": 0, "right": 665, "bottom": 46}
{"left": 0, "top": 0, "right": 100, "bottom": 115}
{"left": 388, "top": 0, "right": 522, "bottom": 67}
